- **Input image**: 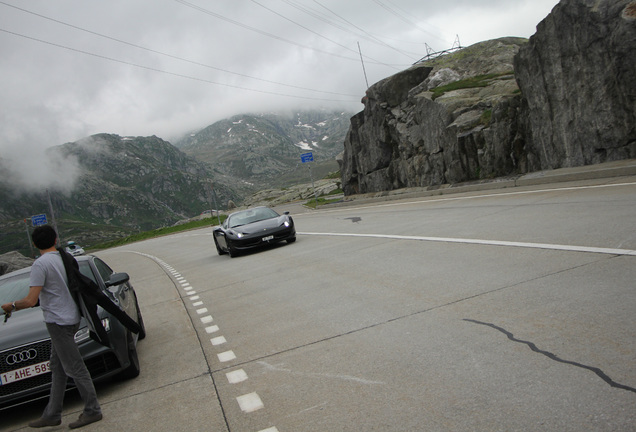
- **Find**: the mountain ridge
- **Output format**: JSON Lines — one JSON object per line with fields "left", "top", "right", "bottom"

{"left": 176, "top": 110, "right": 353, "bottom": 191}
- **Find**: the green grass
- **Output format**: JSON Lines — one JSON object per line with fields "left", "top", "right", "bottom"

{"left": 90, "top": 215, "right": 227, "bottom": 250}
{"left": 431, "top": 72, "right": 513, "bottom": 100}
{"left": 305, "top": 188, "right": 344, "bottom": 208}
{"left": 480, "top": 109, "right": 492, "bottom": 126}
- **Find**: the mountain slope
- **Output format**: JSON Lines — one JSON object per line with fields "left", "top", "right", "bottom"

{"left": 176, "top": 110, "right": 354, "bottom": 190}
{"left": 0, "top": 134, "right": 237, "bottom": 255}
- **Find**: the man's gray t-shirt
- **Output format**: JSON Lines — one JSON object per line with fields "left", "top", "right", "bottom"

{"left": 29, "top": 251, "right": 81, "bottom": 326}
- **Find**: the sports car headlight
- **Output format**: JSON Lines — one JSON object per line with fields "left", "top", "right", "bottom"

{"left": 284, "top": 221, "right": 290, "bottom": 227}
{"left": 236, "top": 232, "right": 244, "bottom": 238}
{"left": 74, "top": 318, "right": 111, "bottom": 344}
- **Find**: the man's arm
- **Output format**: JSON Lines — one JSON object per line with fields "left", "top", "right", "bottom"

{"left": 1, "top": 286, "right": 43, "bottom": 313}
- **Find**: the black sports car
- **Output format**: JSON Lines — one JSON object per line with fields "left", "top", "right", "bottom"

{"left": 213, "top": 207, "right": 296, "bottom": 257}
{"left": 0, "top": 255, "right": 145, "bottom": 409}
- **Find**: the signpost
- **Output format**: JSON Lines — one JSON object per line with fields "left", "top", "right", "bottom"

{"left": 300, "top": 152, "right": 319, "bottom": 207}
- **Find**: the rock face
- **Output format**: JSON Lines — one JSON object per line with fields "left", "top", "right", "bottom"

{"left": 515, "top": 0, "right": 636, "bottom": 168}
{"left": 340, "top": 38, "right": 528, "bottom": 195}
{"left": 340, "top": 0, "right": 636, "bottom": 195}
{"left": 0, "top": 251, "right": 33, "bottom": 276}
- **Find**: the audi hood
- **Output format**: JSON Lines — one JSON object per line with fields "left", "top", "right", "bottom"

{"left": 0, "top": 307, "right": 49, "bottom": 351}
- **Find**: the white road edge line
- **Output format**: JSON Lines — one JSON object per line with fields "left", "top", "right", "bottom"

{"left": 298, "top": 232, "right": 636, "bottom": 256}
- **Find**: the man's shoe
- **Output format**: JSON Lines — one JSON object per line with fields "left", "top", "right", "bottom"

{"left": 28, "top": 417, "right": 62, "bottom": 428}
{"left": 69, "top": 413, "right": 102, "bottom": 429}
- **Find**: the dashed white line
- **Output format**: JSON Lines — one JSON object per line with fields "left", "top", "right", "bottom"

{"left": 210, "top": 336, "right": 226, "bottom": 346}
{"left": 236, "top": 392, "right": 264, "bottom": 413}
{"left": 226, "top": 369, "right": 248, "bottom": 384}
{"left": 205, "top": 325, "right": 219, "bottom": 333}
{"left": 217, "top": 350, "right": 237, "bottom": 362}
{"left": 125, "top": 252, "right": 278, "bottom": 431}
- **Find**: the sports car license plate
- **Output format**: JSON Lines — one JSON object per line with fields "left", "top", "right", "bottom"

{"left": 262, "top": 235, "right": 274, "bottom": 242}
{"left": 0, "top": 360, "right": 50, "bottom": 386}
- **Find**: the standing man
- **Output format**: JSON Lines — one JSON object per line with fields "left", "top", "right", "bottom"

{"left": 1, "top": 225, "right": 103, "bottom": 429}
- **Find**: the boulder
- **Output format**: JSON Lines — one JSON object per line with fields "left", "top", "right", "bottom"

{"left": 0, "top": 251, "right": 34, "bottom": 276}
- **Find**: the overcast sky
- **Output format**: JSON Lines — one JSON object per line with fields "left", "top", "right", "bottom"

{"left": 0, "top": 0, "right": 559, "bottom": 167}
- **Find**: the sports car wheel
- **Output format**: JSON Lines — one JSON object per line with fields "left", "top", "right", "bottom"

{"left": 227, "top": 241, "right": 239, "bottom": 258}
{"left": 214, "top": 237, "right": 227, "bottom": 255}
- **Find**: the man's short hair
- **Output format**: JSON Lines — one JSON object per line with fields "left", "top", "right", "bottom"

{"left": 31, "top": 225, "right": 58, "bottom": 250}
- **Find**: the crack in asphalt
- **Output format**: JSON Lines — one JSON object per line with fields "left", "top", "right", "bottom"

{"left": 463, "top": 318, "right": 636, "bottom": 395}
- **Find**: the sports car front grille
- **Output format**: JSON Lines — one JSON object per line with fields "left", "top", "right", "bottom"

{"left": 0, "top": 339, "right": 52, "bottom": 398}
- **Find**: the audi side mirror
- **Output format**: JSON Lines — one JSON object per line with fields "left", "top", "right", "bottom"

{"left": 105, "top": 272, "right": 130, "bottom": 287}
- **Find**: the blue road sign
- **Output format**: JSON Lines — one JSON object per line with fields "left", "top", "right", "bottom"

{"left": 31, "top": 214, "right": 47, "bottom": 227}
{"left": 300, "top": 152, "right": 314, "bottom": 163}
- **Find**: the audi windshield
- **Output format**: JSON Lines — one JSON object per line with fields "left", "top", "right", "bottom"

{"left": 0, "top": 269, "right": 30, "bottom": 306}
{"left": 0, "top": 263, "right": 96, "bottom": 304}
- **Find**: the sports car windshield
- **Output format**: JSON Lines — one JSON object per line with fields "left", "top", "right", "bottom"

{"left": 228, "top": 208, "right": 279, "bottom": 228}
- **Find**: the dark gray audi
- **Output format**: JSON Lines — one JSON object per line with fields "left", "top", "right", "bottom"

{"left": 0, "top": 255, "right": 145, "bottom": 409}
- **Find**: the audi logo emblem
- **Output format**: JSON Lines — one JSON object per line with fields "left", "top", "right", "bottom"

{"left": 5, "top": 349, "right": 38, "bottom": 365}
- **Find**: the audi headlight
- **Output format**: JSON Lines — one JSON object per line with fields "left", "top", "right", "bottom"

{"left": 74, "top": 327, "right": 90, "bottom": 344}
{"left": 74, "top": 318, "right": 111, "bottom": 344}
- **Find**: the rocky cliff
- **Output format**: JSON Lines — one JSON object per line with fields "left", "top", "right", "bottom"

{"left": 340, "top": 0, "right": 636, "bottom": 195}
{"left": 515, "top": 0, "right": 636, "bottom": 168}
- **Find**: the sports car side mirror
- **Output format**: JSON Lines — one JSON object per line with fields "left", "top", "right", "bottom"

{"left": 284, "top": 211, "right": 290, "bottom": 215}
{"left": 105, "top": 272, "right": 130, "bottom": 287}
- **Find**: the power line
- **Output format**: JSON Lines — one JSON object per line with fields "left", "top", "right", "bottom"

{"left": 172, "top": 0, "right": 399, "bottom": 67}
{"left": 0, "top": 27, "right": 359, "bottom": 103}
{"left": 258, "top": 0, "right": 418, "bottom": 62}
{"left": 371, "top": 0, "right": 445, "bottom": 43}
{"left": 311, "top": 0, "right": 420, "bottom": 61}
{"left": 0, "top": 1, "right": 359, "bottom": 97}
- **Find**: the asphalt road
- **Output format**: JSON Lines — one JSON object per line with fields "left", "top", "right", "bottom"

{"left": 5, "top": 174, "right": 636, "bottom": 432}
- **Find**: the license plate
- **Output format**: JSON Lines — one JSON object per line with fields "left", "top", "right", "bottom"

{"left": 0, "top": 361, "right": 50, "bottom": 386}
{"left": 262, "top": 235, "right": 274, "bottom": 242}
